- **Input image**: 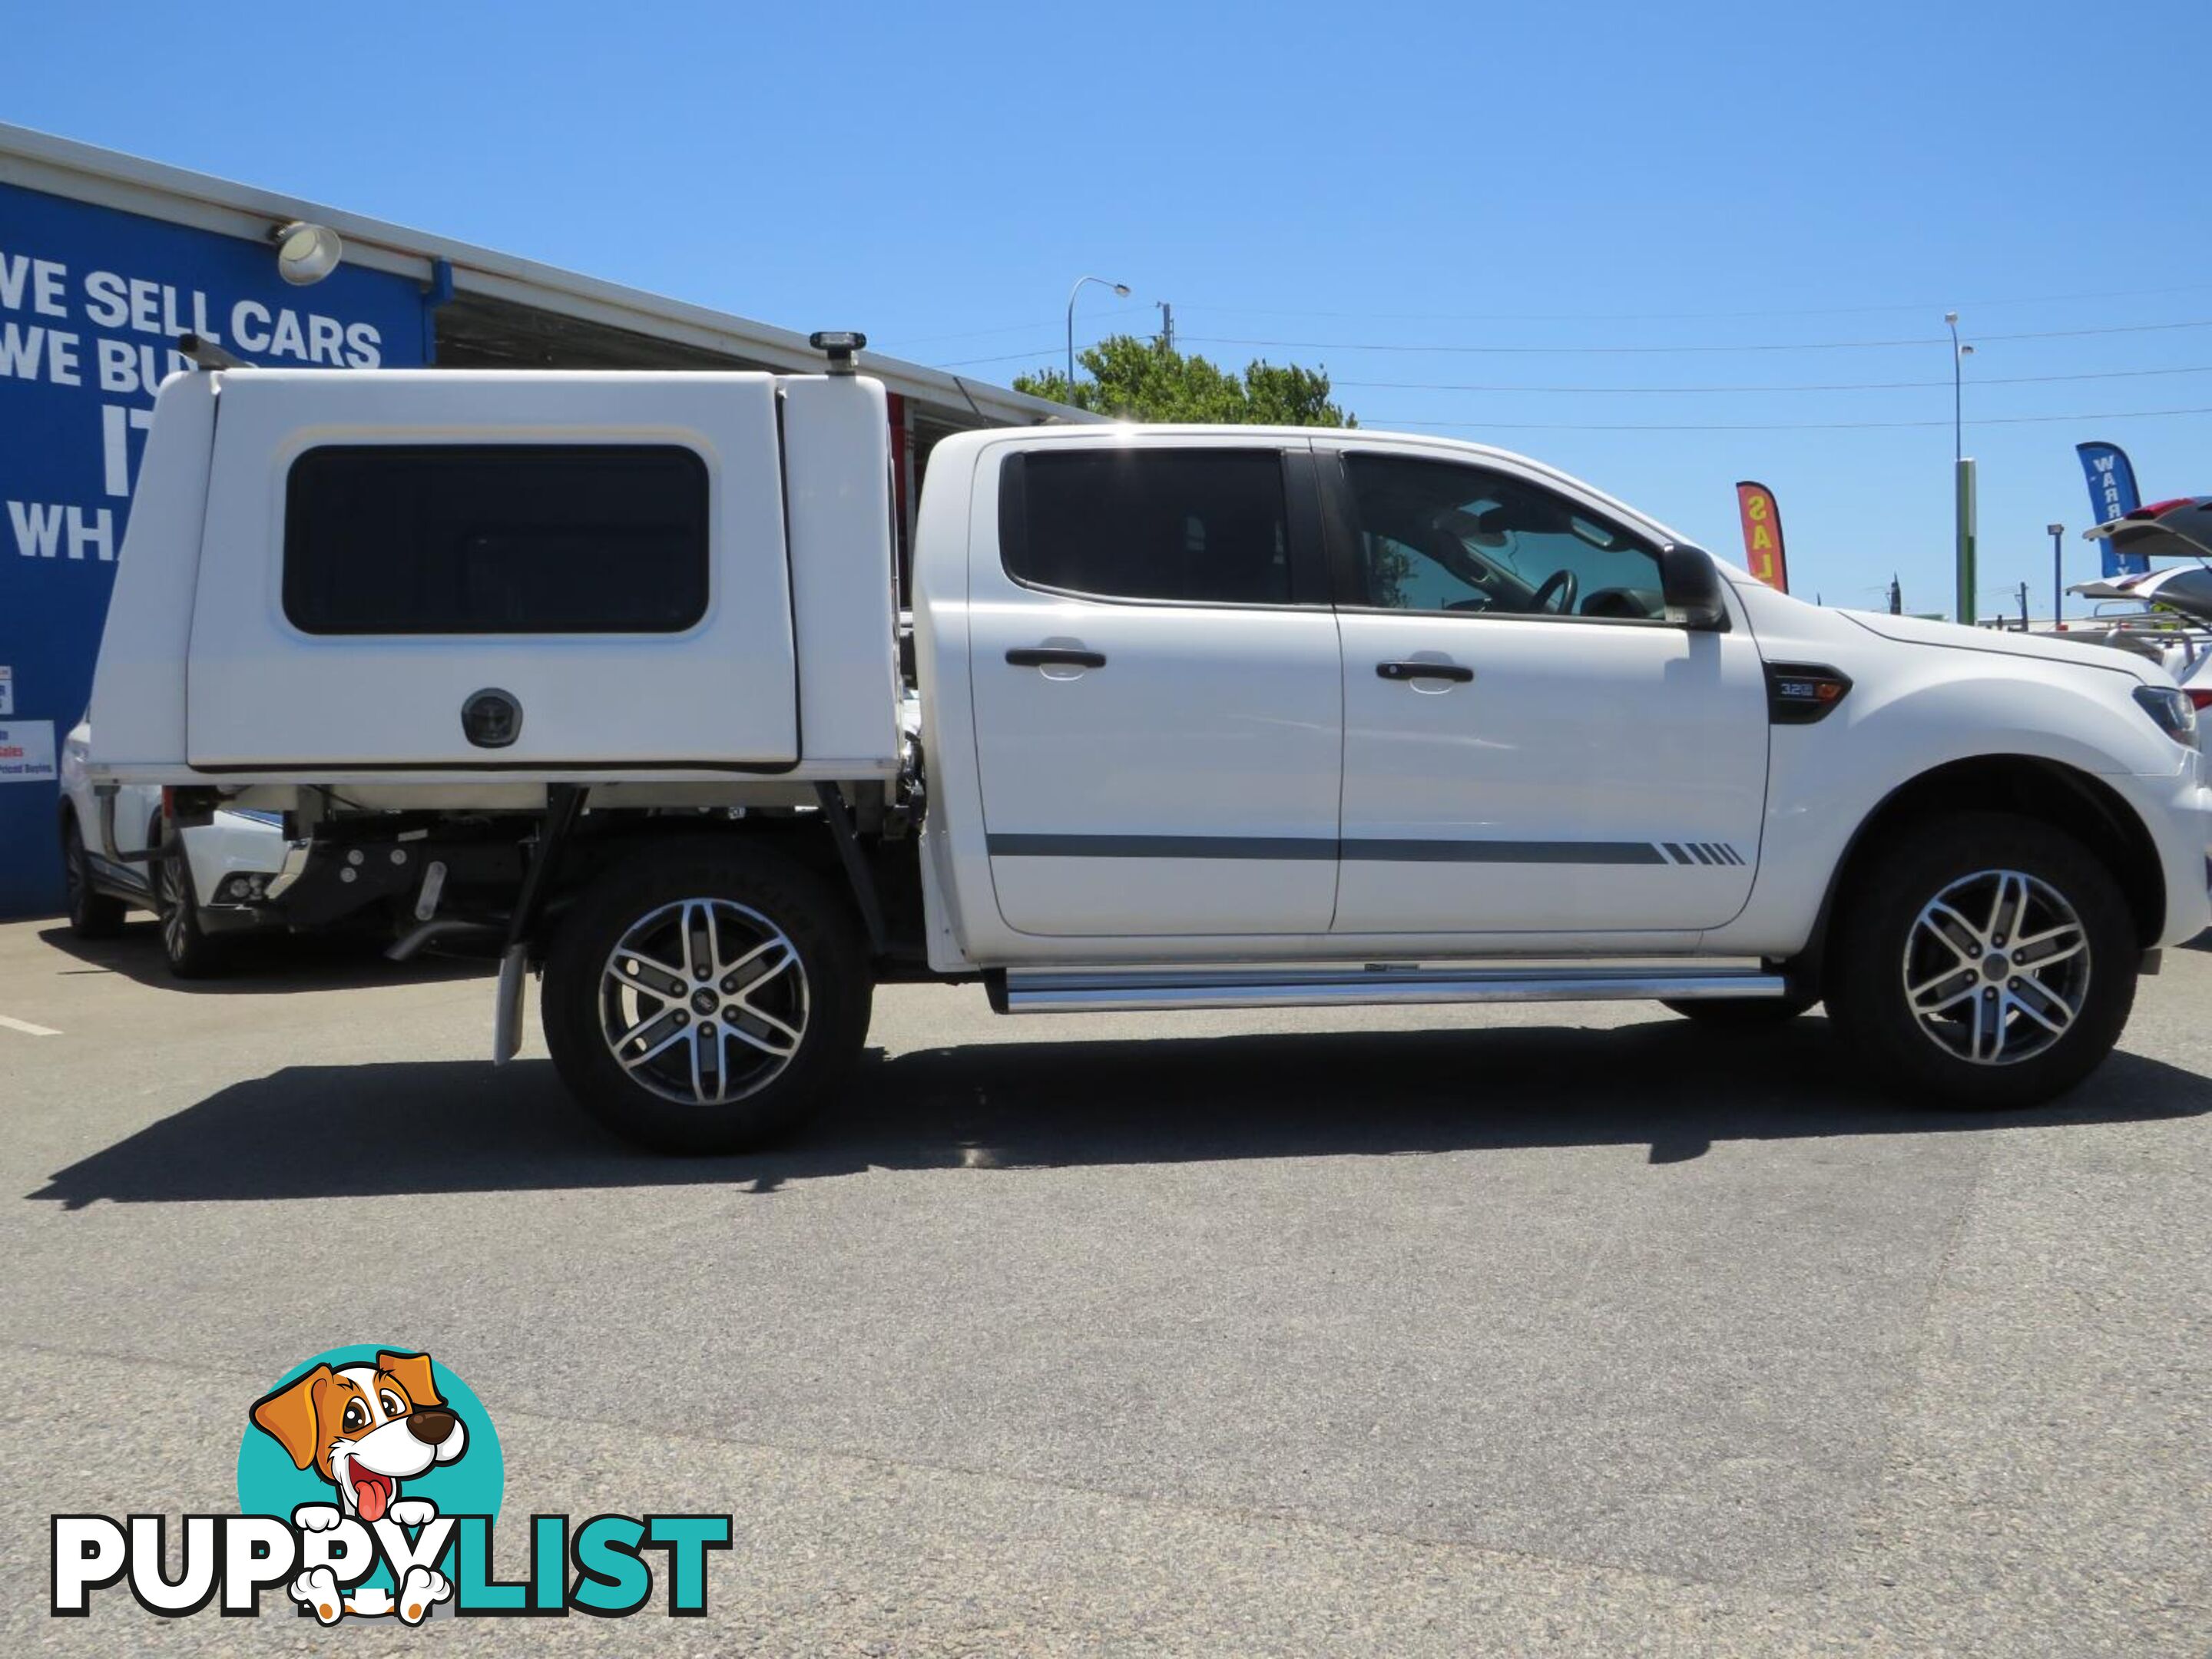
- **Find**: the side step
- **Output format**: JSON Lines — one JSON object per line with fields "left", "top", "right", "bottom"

{"left": 995, "top": 964, "right": 1786, "bottom": 1015}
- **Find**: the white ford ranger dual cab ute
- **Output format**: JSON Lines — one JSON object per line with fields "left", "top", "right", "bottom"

{"left": 83, "top": 343, "right": 2212, "bottom": 1152}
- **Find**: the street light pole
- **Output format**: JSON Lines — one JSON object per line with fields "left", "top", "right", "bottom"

{"left": 1944, "top": 311, "right": 1964, "bottom": 463}
{"left": 1945, "top": 311, "right": 1978, "bottom": 624}
{"left": 2048, "top": 522, "right": 2065, "bottom": 626}
{"left": 1065, "top": 275, "right": 1132, "bottom": 394}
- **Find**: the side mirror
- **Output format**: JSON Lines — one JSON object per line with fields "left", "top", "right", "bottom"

{"left": 1659, "top": 542, "right": 1730, "bottom": 631}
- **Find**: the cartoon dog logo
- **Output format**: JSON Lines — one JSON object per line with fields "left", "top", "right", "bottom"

{"left": 249, "top": 1349, "right": 465, "bottom": 1623}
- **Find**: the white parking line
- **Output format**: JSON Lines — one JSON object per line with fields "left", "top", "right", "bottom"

{"left": 0, "top": 1015, "right": 61, "bottom": 1037}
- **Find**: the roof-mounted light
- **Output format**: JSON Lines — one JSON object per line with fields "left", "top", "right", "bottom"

{"left": 808, "top": 330, "right": 866, "bottom": 376}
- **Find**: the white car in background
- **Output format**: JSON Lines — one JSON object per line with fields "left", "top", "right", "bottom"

{"left": 57, "top": 720, "right": 293, "bottom": 976}
{"left": 2070, "top": 542, "right": 2212, "bottom": 715}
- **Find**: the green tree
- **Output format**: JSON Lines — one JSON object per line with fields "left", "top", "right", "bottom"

{"left": 1015, "top": 336, "right": 1355, "bottom": 427}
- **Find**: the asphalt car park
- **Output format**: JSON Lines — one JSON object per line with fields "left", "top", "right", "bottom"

{"left": 3, "top": 914, "right": 2208, "bottom": 1656}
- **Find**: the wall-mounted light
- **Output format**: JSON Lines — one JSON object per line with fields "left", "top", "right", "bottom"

{"left": 271, "top": 220, "right": 343, "bottom": 286}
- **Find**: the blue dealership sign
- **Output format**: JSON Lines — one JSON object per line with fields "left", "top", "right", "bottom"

{"left": 0, "top": 181, "right": 429, "bottom": 916}
{"left": 2074, "top": 440, "right": 2146, "bottom": 578}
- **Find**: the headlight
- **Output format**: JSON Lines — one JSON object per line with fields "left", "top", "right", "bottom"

{"left": 2133, "top": 684, "right": 2199, "bottom": 748}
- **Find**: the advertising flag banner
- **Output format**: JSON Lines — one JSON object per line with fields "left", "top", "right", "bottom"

{"left": 1734, "top": 481, "right": 1788, "bottom": 591}
{"left": 2075, "top": 441, "right": 2145, "bottom": 575}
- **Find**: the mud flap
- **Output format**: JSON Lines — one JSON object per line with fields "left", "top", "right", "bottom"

{"left": 492, "top": 783, "right": 584, "bottom": 1065}
{"left": 492, "top": 944, "right": 527, "bottom": 1064}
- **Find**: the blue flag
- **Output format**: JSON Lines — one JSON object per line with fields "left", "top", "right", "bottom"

{"left": 2075, "top": 441, "right": 2144, "bottom": 575}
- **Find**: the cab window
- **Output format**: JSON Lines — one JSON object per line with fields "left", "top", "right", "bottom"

{"left": 1342, "top": 453, "right": 1664, "bottom": 620}
{"left": 1001, "top": 449, "right": 1296, "bottom": 605}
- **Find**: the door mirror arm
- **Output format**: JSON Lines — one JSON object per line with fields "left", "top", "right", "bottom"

{"left": 1659, "top": 542, "right": 1731, "bottom": 632}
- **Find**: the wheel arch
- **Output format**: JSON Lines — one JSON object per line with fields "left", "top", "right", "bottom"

{"left": 540, "top": 810, "right": 912, "bottom": 968}
{"left": 55, "top": 790, "right": 108, "bottom": 850}
{"left": 1803, "top": 755, "right": 2164, "bottom": 985}
{"left": 538, "top": 819, "right": 863, "bottom": 959}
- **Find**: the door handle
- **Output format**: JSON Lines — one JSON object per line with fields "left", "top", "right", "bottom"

{"left": 1376, "top": 660, "right": 1473, "bottom": 683}
{"left": 1008, "top": 647, "right": 1107, "bottom": 669}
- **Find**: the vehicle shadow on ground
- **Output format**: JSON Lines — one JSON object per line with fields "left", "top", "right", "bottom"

{"left": 27, "top": 1016, "right": 2212, "bottom": 1208}
{"left": 34, "top": 922, "right": 493, "bottom": 995}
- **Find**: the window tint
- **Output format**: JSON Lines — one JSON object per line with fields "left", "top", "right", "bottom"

{"left": 1343, "top": 454, "right": 1664, "bottom": 620}
{"left": 1002, "top": 449, "right": 1293, "bottom": 604}
{"left": 284, "top": 445, "right": 710, "bottom": 635}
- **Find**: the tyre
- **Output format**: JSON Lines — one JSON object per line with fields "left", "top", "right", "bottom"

{"left": 61, "top": 817, "right": 127, "bottom": 938}
{"left": 1661, "top": 992, "right": 1818, "bottom": 1025}
{"left": 541, "top": 841, "right": 873, "bottom": 1154}
{"left": 155, "top": 827, "right": 228, "bottom": 979}
{"left": 1823, "top": 810, "right": 2136, "bottom": 1110}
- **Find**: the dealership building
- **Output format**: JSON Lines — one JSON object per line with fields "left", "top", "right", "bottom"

{"left": 0, "top": 121, "right": 1073, "bottom": 916}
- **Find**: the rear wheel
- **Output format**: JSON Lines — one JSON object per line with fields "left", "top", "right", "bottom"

{"left": 541, "top": 843, "right": 872, "bottom": 1154}
{"left": 156, "top": 830, "right": 228, "bottom": 979}
{"left": 1823, "top": 811, "right": 2135, "bottom": 1109}
{"left": 61, "top": 817, "right": 127, "bottom": 938}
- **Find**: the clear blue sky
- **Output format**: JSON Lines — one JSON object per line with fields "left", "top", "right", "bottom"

{"left": 11, "top": 0, "right": 2208, "bottom": 617}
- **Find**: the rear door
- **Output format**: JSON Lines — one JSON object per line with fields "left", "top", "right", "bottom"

{"left": 187, "top": 372, "right": 796, "bottom": 771}
{"left": 966, "top": 437, "right": 1343, "bottom": 937}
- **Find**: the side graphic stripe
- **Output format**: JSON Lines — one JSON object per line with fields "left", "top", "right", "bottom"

{"left": 986, "top": 834, "right": 1334, "bottom": 861}
{"left": 87, "top": 859, "right": 153, "bottom": 895}
{"left": 987, "top": 834, "right": 1668, "bottom": 866}
{"left": 1343, "top": 839, "right": 1667, "bottom": 866}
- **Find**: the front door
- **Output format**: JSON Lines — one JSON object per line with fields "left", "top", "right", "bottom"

{"left": 1324, "top": 445, "right": 1768, "bottom": 936}
{"left": 966, "top": 439, "right": 1343, "bottom": 937}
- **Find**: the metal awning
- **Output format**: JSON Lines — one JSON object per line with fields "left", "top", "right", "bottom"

{"left": 0, "top": 121, "right": 1092, "bottom": 432}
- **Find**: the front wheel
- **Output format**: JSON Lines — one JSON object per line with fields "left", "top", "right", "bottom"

{"left": 1823, "top": 811, "right": 2137, "bottom": 1110}
{"left": 61, "top": 817, "right": 127, "bottom": 939}
{"left": 541, "top": 843, "right": 873, "bottom": 1154}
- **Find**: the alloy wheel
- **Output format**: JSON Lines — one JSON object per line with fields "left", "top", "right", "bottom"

{"left": 596, "top": 899, "right": 810, "bottom": 1106}
{"left": 158, "top": 850, "right": 191, "bottom": 962}
{"left": 1901, "top": 868, "right": 2089, "bottom": 1066}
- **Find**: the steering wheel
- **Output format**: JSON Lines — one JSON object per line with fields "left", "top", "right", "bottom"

{"left": 1529, "top": 568, "right": 1580, "bottom": 616}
